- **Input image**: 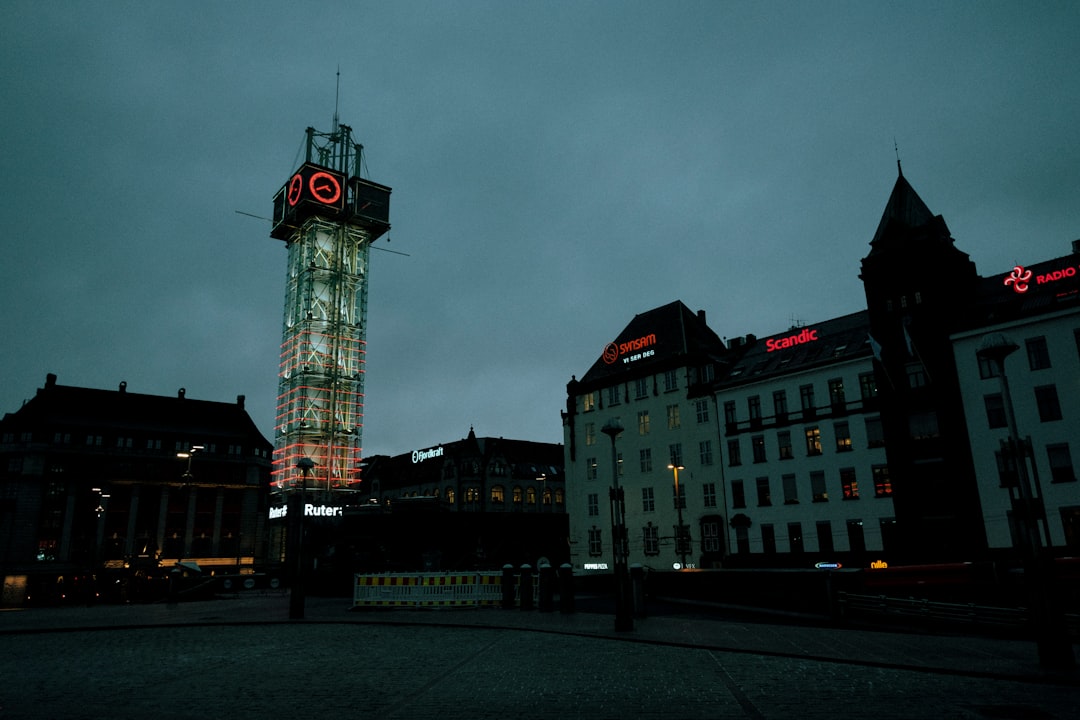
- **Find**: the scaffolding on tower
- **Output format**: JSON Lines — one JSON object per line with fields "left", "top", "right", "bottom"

{"left": 268, "top": 125, "right": 391, "bottom": 499}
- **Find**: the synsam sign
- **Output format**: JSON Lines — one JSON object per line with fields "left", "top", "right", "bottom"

{"left": 602, "top": 333, "right": 658, "bottom": 365}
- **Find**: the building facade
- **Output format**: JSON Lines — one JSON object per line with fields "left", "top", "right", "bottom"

{"left": 0, "top": 375, "right": 272, "bottom": 605}
{"left": 564, "top": 170, "right": 1080, "bottom": 573}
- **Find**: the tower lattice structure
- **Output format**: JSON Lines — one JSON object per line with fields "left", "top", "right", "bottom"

{"left": 269, "top": 125, "right": 390, "bottom": 498}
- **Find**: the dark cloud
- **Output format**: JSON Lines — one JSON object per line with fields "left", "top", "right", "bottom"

{"left": 3, "top": 1, "right": 1079, "bottom": 456}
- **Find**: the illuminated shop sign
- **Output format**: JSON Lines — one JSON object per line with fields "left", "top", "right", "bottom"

{"left": 1004, "top": 264, "right": 1078, "bottom": 294}
{"left": 765, "top": 327, "right": 819, "bottom": 352}
{"left": 583, "top": 563, "right": 609, "bottom": 570}
{"left": 268, "top": 504, "right": 344, "bottom": 520}
{"left": 602, "top": 333, "right": 658, "bottom": 365}
{"left": 412, "top": 446, "right": 444, "bottom": 464}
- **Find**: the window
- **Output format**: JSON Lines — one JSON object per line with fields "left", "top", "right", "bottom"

{"left": 1048, "top": 444, "right": 1076, "bottom": 483}
{"left": 865, "top": 416, "right": 884, "bottom": 448}
{"left": 586, "top": 457, "right": 597, "bottom": 480}
{"left": 872, "top": 465, "right": 892, "bottom": 497}
{"left": 664, "top": 369, "right": 678, "bottom": 392}
{"left": 859, "top": 371, "right": 878, "bottom": 401}
{"left": 978, "top": 353, "right": 1001, "bottom": 379}
{"left": 840, "top": 467, "right": 859, "bottom": 499}
{"left": 724, "top": 400, "right": 737, "bottom": 429}
{"left": 703, "top": 482, "right": 717, "bottom": 508}
{"left": 727, "top": 439, "right": 741, "bottom": 466}
{"left": 668, "top": 443, "right": 683, "bottom": 467}
{"left": 638, "top": 410, "right": 650, "bottom": 435}
{"left": 756, "top": 477, "right": 771, "bottom": 506}
{"left": 666, "top": 404, "right": 681, "bottom": 430}
{"left": 748, "top": 395, "right": 762, "bottom": 426}
{"left": 588, "top": 528, "right": 603, "bottom": 556}
{"left": 607, "top": 385, "right": 621, "bottom": 406}
{"left": 634, "top": 378, "right": 648, "bottom": 399}
{"left": 811, "top": 470, "right": 827, "bottom": 502}
{"left": 773, "top": 390, "right": 788, "bottom": 420}
{"left": 776, "top": 430, "right": 793, "bottom": 460}
{"left": 674, "top": 524, "right": 692, "bottom": 558}
{"left": 752, "top": 435, "right": 766, "bottom": 463}
{"left": 466, "top": 487, "right": 480, "bottom": 503}
{"left": 834, "top": 421, "right": 852, "bottom": 452}
{"left": 527, "top": 487, "right": 537, "bottom": 505}
{"left": 702, "top": 521, "right": 720, "bottom": 553}
{"left": 587, "top": 493, "right": 599, "bottom": 516}
{"left": 788, "top": 522, "right": 804, "bottom": 553}
{"left": 1035, "top": 385, "right": 1063, "bottom": 422}
{"left": 584, "top": 422, "right": 596, "bottom": 446}
{"left": 491, "top": 486, "right": 505, "bottom": 504}
{"left": 828, "top": 378, "right": 846, "bottom": 411}
{"left": 805, "top": 426, "right": 822, "bottom": 456}
{"left": 995, "top": 446, "right": 1019, "bottom": 488}
{"left": 695, "top": 399, "right": 710, "bottom": 424}
{"left": 817, "top": 520, "right": 834, "bottom": 554}
{"left": 640, "top": 448, "right": 653, "bottom": 473}
{"left": 800, "top": 384, "right": 816, "bottom": 417}
{"left": 555, "top": 488, "right": 564, "bottom": 505}
{"left": 906, "top": 362, "right": 928, "bottom": 389}
{"left": 583, "top": 392, "right": 596, "bottom": 412}
{"left": 909, "top": 411, "right": 940, "bottom": 440}
{"left": 761, "top": 524, "right": 776, "bottom": 553}
{"left": 782, "top": 473, "right": 798, "bottom": 504}
{"left": 735, "top": 525, "right": 750, "bottom": 554}
{"left": 847, "top": 520, "right": 866, "bottom": 554}
{"left": 543, "top": 487, "right": 552, "bottom": 505}
{"left": 731, "top": 480, "right": 745, "bottom": 509}
{"left": 513, "top": 486, "right": 523, "bottom": 505}
{"left": 642, "top": 486, "right": 655, "bottom": 512}
{"left": 699, "top": 440, "right": 713, "bottom": 466}
{"left": 1026, "top": 336, "right": 1051, "bottom": 370}
{"left": 446, "top": 487, "right": 456, "bottom": 504}
{"left": 643, "top": 524, "right": 659, "bottom": 555}
{"left": 984, "top": 394, "right": 1006, "bottom": 429}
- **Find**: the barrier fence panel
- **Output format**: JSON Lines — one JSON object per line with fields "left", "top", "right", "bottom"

{"left": 353, "top": 571, "right": 539, "bottom": 609}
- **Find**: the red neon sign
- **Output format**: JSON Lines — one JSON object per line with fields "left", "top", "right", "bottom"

{"left": 602, "top": 333, "right": 657, "bottom": 364}
{"left": 1005, "top": 263, "right": 1079, "bottom": 295}
{"left": 766, "top": 328, "right": 819, "bottom": 352}
{"left": 308, "top": 171, "right": 342, "bottom": 205}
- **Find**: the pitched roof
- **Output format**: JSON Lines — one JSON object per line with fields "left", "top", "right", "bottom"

{"left": 867, "top": 171, "right": 951, "bottom": 255}
{"left": 1, "top": 375, "right": 270, "bottom": 446}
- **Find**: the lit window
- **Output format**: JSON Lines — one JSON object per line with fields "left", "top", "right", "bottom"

{"left": 872, "top": 465, "right": 892, "bottom": 497}
{"left": 805, "top": 427, "right": 822, "bottom": 456}
{"left": 638, "top": 411, "right": 650, "bottom": 435}
{"left": 490, "top": 485, "right": 505, "bottom": 504}
{"left": 583, "top": 392, "right": 596, "bottom": 412}
{"left": 840, "top": 468, "right": 859, "bottom": 499}
{"left": 834, "top": 421, "right": 852, "bottom": 452}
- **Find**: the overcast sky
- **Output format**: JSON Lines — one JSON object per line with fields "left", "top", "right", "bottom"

{"left": 3, "top": 1, "right": 1078, "bottom": 457}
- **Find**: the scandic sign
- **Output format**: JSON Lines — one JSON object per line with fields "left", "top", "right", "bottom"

{"left": 602, "top": 333, "right": 658, "bottom": 365}
{"left": 765, "top": 328, "right": 819, "bottom": 352}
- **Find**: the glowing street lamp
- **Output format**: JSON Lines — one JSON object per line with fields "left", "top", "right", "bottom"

{"left": 668, "top": 462, "right": 688, "bottom": 569}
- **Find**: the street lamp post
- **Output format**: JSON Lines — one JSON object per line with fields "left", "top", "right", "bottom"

{"left": 600, "top": 419, "right": 633, "bottom": 631}
{"left": 668, "top": 463, "right": 687, "bottom": 569}
{"left": 289, "top": 457, "right": 314, "bottom": 620}
{"left": 977, "top": 334, "right": 1074, "bottom": 671}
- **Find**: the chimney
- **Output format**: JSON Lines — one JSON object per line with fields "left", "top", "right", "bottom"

{"left": 237, "top": 394, "right": 246, "bottom": 409}
{"left": 178, "top": 388, "right": 186, "bottom": 399}
{"left": 119, "top": 381, "right": 127, "bottom": 393}
{"left": 46, "top": 373, "right": 57, "bottom": 388}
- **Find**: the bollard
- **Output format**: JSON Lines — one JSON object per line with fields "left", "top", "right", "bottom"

{"left": 519, "top": 564, "right": 534, "bottom": 611}
{"left": 558, "top": 563, "right": 575, "bottom": 614}
{"left": 630, "top": 563, "right": 646, "bottom": 618}
{"left": 501, "top": 564, "right": 516, "bottom": 609}
{"left": 538, "top": 562, "right": 555, "bottom": 612}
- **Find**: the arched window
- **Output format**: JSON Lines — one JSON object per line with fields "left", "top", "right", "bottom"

{"left": 526, "top": 487, "right": 537, "bottom": 505}
{"left": 446, "top": 487, "right": 455, "bottom": 504}
{"left": 554, "top": 488, "right": 564, "bottom": 505}
{"left": 491, "top": 485, "right": 505, "bottom": 503}
{"left": 542, "top": 487, "right": 552, "bottom": 505}
{"left": 512, "top": 486, "right": 523, "bottom": 504}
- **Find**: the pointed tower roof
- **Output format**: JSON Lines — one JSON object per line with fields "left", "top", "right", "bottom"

{"left": 869, "top": 169, "right": 938, "bottom": 248}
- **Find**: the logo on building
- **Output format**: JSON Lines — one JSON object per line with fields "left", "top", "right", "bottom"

{"left": 1004, "top": 265, "right": 1033, "bottom": 294}
{"left": 602, "top": 333, "right": 657, "bottom": 365}
{"left": 412, "top": 446, "right": 444, "bottom": 464}
{"left": 765, "top": 328, "right": 819, "bottom": 352}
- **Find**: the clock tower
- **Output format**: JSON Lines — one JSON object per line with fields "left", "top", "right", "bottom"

{"left": 269, "top": 124, "right": 391, "bottom": 499}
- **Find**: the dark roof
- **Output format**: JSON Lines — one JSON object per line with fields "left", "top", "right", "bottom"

{"left": 1, "top": 374, "right": 270, "bottom": 447}
{"left": 715, "top": 310, "right": 872, "bottom": 387}
{"left": 578, "top": 300, "right": 727, "bottom": 386}
{"left": 866, "top": 171, "right": 955, "bottom": 257}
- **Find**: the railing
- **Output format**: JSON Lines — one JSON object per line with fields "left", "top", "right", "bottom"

{"left": 838, "top": 592, "right": 1080, "bottom": 637}
{"left": 353, "top": 571, "right": 536, "bottom": 609}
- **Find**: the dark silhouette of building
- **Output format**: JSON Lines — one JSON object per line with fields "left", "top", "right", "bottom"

{"left": 0, "top": 374, "right": 272, "bottom": 605}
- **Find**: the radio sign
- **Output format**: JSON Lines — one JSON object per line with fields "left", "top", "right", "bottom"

{"left": 602, "top": 333, "right": 658, "bottom": 365}
{"left": 766, "top": 328, "right": 819, "bottom": 352}
{"left": 1004, "top": 263, "right": 1079, "bottom": 294}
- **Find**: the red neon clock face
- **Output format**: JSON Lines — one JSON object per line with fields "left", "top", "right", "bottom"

{"left": 286, "top": 174, "right": 304, "bottom": 206}
{"left": 308, "top": 171, "right": 342, "bottom": 205}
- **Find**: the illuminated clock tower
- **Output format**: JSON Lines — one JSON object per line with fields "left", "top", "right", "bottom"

{"left": 269, "top": 124, "right": 391, "bottom": 499}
